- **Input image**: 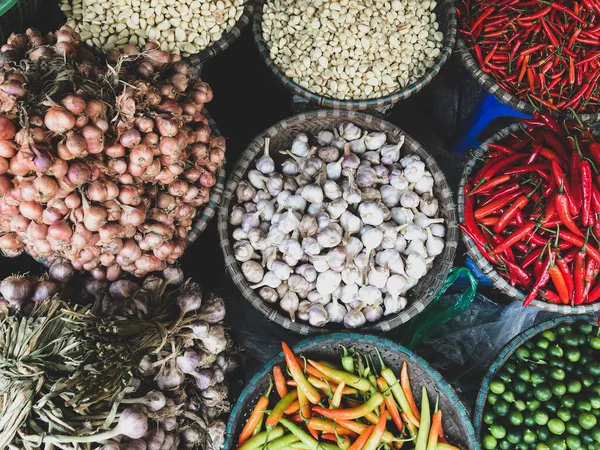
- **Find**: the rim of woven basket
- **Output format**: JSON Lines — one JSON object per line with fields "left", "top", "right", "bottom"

{"left": 456, "top": 38, "right": 600, "bottom": 123}
{"left": 36, "top": 109, "right": 224, "bottom": 268}
{"left": 217, "top": 109, "right": 458, "bottom": 335}
{"left": 185, "top": 109, "right": 226, "bottom": 245}
{"left": 185, "top": 1, "right": 255, "bottom": 66}
{"left": 251, "top": 0, "right": 457, "bottom": 110}
{"left": 458, "top": 122, "right": 600, "bottom": 314}
{"left": 472, "top": 315, "right": 598, "bottom": 442}
{"left": 224, "top": 333, "right": 479, "bottom": 450}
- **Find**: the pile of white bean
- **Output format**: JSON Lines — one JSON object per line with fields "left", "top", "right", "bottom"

{"left": 261, "top": 0, "right": 444, "bottom": 100}
{"left": 60, "top": 0, "right": 246, "bottom": 55}
{"left": 229, "top": 122, "right": 446, "bottom": 329}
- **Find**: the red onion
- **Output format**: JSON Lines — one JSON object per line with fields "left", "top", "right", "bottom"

{"left": 1, "top": 80, "right": 26, "bottom": 98}
{"left": 82, "top": 125, "right": 104, "bottom": 154}
{"left": 9, "top": 214, "right": 30, "bottom": 232}
{"left": 120, "top": 128, "right": 142, "bottom": 148}
{"left": 65, "top": 192, "right": 81, "bottom": 209}
{"left": 86, "top": 99, "right": 106, "bottom": 119}
{"left": 48, "top": 220, "right": 72, "bottom": 241}
{"left": 0, "top": 175, "right": 11, "bottom": 195}
{"left": 65, "top": 131, "right": 87, "bottom": 157}
{"left": 71, "top": 222, "right": 92, "bottom": 249}
{"left": 199, "top": 171, "right": 217, "bottom": 187}
{"left": 156, "top": 117, "right": 178, "bottom": 137}
{"left": 61, "top": 94, "right": 86, "bottom": 115}
{"left": 19, "top": 201, "right": 43, "bottom": 220}
{"left": 42, "top": 207, "right": 63, "bottom": 225}
{"left": 75, "top": 114, "right": 89, "bottom": 128}
{"left": 118, "top": 186, "right": 142, "bottom": 206}
{"left": 143, "top": 158, "right": 161, "bottom": 178}
{"left": 105, "top": 141, "right": 126, "bottom": 157}
{"left": 159, "top": 98, "right": 183, "bottom": 115}
{"left": 27, "top": 221, "right": 48, "bottom": 240}
{"left": 119, "top": 205, "right": 145, "bottom": 227}
{"left": 0, "top": 116, "right": 15, "bottom": 140}
{"left": 83, "top": 204, "right": 108, "bottom": 232}
{"left": 135, "top": 116, "right": 154, "bottom": 133}
{"left": 93, "top": 118, "right": 109, "bottom": 133}
{"left": 106, "top": 264, "right": 122, "bottom": 281}
{"left": 108, "top": 159, "right": 127, "bottom": 175}
{"left": 130, "top": 144, "right": 153, "bottom": 167}
{"left": 33, "top": 175, "right": 59, "bottom": 202}
{"left": 67, "top": 160, "right": 90, "bottom": 185}
{"left": 44, "top": 106, "right": 76, "bottom": 133}
{"left": 104, "top": 200, "right": 122, "bottom": 221}
{"left": 0, "top": 140, "right": 15, "bottom": 158}
{"left": 48, "top": 158, "right": 69, "bottom": 179}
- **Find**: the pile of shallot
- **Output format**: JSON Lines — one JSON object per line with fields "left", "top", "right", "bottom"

{"left": 230, "top": 122, "right": 446, "bottom": 328}
{"left": 0, "top": 263, "right": 237, "bottom": 450}
{"left": 0, "top": 26, "right": 225, "bottom": 279}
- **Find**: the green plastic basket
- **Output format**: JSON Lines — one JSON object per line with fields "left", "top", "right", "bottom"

{"left": 0, "top": 0, "right": 40, "bottom": 42}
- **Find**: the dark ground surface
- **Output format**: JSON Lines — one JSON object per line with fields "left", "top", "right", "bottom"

{"left": 0, "top": 1, "right": 528, "bottom": 412}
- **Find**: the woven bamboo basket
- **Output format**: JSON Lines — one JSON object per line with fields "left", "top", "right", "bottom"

{"left": 224, "top": 333, "right": 478, "bottom": 450}
{"left": 36, "top": 109, "right": 224, "bottom": 268}
{"left": 218, "top": 109, "right": 458, "bottom": 335}
{"left": 187, "top": 0, "right": 255, "bottom": 66}
{"left": 472, "top": 315, "right": 598, "bottom": 444}
{"left": 456, "top": 38, "right": 600, "bottom": 122}
{"left": 252, "top": 0, "right": 457, "bottom": 110}
{"left": 458, "top": 123, "right": 600, "bottom": 314}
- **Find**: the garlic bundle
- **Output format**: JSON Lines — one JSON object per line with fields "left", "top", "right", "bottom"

{"left": 230, "top": 122, "right": 446, "bottom": 328}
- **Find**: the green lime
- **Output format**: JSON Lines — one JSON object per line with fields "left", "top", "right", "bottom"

{"left": 581, "top": 375, "right": 595, "bottom": 388}
{"left": 549, "top": 418, "right": 566, "bottom": 435}
{"left": 523, "top": 429, "right": 537, "bottom": 445}
{"left": 483, "top": 434, "right": 498, "bottom": 449}
{"left": 515, "top": 380, "right": 528, "bottom": 395}
{"left": 488, "top": 392, "right": 498, "bottom": 405}
{"left": 589, "top": 337, "right": 600, "bottom": 350}
{"left": 567, "top": 421, "right": 582, "bottom": 436}
{"left": 495, "top": 400, "right": 510, "bottom": 416}
{"left": 532, "top": 373, "right": 548, "bottom": 385}
{"left": 558, "top": 408, "right": 572, "bottom": 422}
{"left": 549, "top": 345, "right": 565, "bottom": 358}
{"left": 590, "top": 427, "right": 600, "bottom": 442}
{"left": 538, "top": 428, "right": 550, "bottom": 441}
{"left": 548, "top": 436, "right": 567, "bottom": 450}
{"left": 551, "top": 359, "right": 566, "bottom": 368}
{"left": 490, "top": 424, "right": 507, "bottom": 440}
{"left": 505, "top": 362, "right": 517, "bottom": 374}
{"left": 536, "top": 444, "right": 550, "bottom": 450}
{"left": 532, "top": 349, "right": 547, "bottom": 361}
{"left": 551, "top": 369, "right": 566, "bottom": 382}
{"left": 576, "top": 401, "right": 592, "bottom": 413}
{"left": 483, "top": 411, "right": 495, "bottom": 425}
{"left": 537, "top": 338, "right": 550, "bottom": 350}
{"left": 566, "top": 435, "right": 582, "bottom": 450}
{"left": 524, "top": 414, "right": 535, "bottom": 427}
{"left": 562, "top": 396, "right": 576, "bottom": 409}
{"left": 568, "top": 380, "right": 583, "bottom": 394}
{"left": 563, "top": 334, "right": 579, "bottom": 347}
{"left": 499, "top": 440, "right": 511, "bottom": 450}
{"left": 535, "top": 410, "right": 550, "bottom": 426}
{"left": 577, "top": 322, "right": 593, "bottom": 335}
{"left": 517, "top": 347, "right": 531, "bottom": 360}
{"left": 547, "top": 401, "right": 559, "bottom": 414}
{"left": 557, "top": 324, "right": 572, "bottom": 336}
{"left": 499, "top": 372, "right": 512, "bottom": 384}
{"left": 579, "top": 413, "right": 598, "bottom": 430}
{"left": 528, "top": 400, "right": 542, "bottom": 412}
{"left": 510, "top": 411, "right": 524, "bottom": 426}
{"left": 491, "top": 380, "right": 506, "bottom": 395}
{"left": 543, "top": 330, "right": 557, "bottom": 342}
{"left": 587, "top": 363, "right": 600, "bottom": 377}
{"left": 515, "top": 400, "right": 527, "bottom": 411}
{"left": 553, "top": 383, "right": 567, "bottom": 397}
{"left": 502, "top": 391, "right": 516, "bottom": 403}
{"left": 535, "top": 385, "right": 553, "bottom": 402}
{"left": 589, "top": 395, "right": 600, "bottom": 410}
{"left": 519, "top": 368, "right": 532, "bottom": 383}
{"left": 566, "top": 348, "right": 581, "bottom": 363}
{"left": 580, "top": 433, "right": 594, "bottom": 445}
{"left": 507, "top": 430, "right": 522, "bottom": 444}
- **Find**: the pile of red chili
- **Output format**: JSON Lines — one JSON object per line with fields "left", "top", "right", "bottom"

{"left": 235, "top": 342, "right": 461, "bottom": 450}
{"left": 458, "top": 0, "right": 600, "bottom": 114}
{"left": 461, "top": 113, "right": 600, "bottom": 307}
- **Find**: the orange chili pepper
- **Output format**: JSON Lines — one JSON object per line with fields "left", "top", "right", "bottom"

{"left": 362, "top": 411, "right": 387, "bottom": 450}
{"left": 298, "top": 387, "right": 311, "bottom": 421}
{"left": 336, "top": 419, "right": 395, "bottom": 445}
{"left": 322, "top": 434, "right": 352, "bottom": 449}
{"left": 400, "top": 361, "right": 421, "bottom": 423}
{"left": 313, "top": 393, "right": 384, "bottom": 420}
{"left": 273, "top": 365, "right": 288, "bottom": 398}
{"left": 284, "top": 400, "right": 300, "bottom": 415}
{"left": 347, "top": 426, "right": 374, "bottom": 450}
{"left": 282, "top": 342, "right": 320, "bottom": 404}
{"left": 376, "top": 377, "right": 404, "bottom": 433}
{"left": 308, "top": 418, "right": 357, "bottom": 436}
{"left": 427, "top": 411, "right": 443, "bottom": 450}
{"left": 238, "top": 379, "right": 273, "bottom": 445}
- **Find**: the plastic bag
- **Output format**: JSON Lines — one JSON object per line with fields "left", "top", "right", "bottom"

{"left": 387, "top": 267, "right": 478, "bottom": 349}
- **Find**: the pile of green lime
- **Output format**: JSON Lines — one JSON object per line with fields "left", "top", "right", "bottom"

{"left": 481, "top": 320, "right": 600, "bottom": 450}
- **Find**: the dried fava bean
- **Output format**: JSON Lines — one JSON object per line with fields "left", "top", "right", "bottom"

{"left": 61, "top": 0, "right": 247, "bottom": 55}
{"left": 261, "top": 0, "right": 443, "bottom": 100}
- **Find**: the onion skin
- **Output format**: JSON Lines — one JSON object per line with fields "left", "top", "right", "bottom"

{"left": 0, "top": 116, "right": 16, "bottom": 140}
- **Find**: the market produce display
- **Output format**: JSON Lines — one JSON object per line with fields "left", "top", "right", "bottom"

{"left": 60, "top": 0, "right": 248, "bottom": 56}
{"left": 0, "top": 263, "right": 237, "bottom": 449}
{"left": 229, "top": 121, "right": 447, "bottom": 329}
{"left": 0, "top": 26, "right": 225, "bottom": 278}
{"left": 478, "top": 319, "right": 600, "bottom": 450}
{"left": 460, "top": 114, "right": 600, "bottom": 308}
{"left": 458, "top": 0, "right": 600, "bottom": 115}
{"left": 235, "top": 341, "right": 462, "bottom": 450}
{"left": 259, "top": 0, "right": 445, "bottom": 100}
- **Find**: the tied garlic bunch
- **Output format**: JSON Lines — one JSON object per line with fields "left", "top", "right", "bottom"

{"left": 0, "top": 264, "right": 237, "bottom": 450}
{"left": 230, "top": 122, "right": 446, "bottom": 329}
{"left": 262, "top": 0, "right": 444, "bottom": 100}
{"left": 61, "top": 0, "right": 246, "bottom": 56}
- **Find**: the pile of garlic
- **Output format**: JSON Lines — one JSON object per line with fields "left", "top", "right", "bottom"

{"left": 60, "top": 0, "right": 246, "bottom": 55}
{"left": 230, "top": 122, "right": 446, "bottom": 329}
{"left": 261, "top": 0, "right": 444, "bottom": 100}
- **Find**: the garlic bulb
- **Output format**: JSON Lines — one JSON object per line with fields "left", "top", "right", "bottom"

{"left": 233, "top": 123, "right": 445, "bottom": 328}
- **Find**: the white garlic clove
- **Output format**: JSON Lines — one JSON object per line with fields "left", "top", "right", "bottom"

{"left": 316, "top": 270, "right": 342, "bottom": 296}
{"left": 259, "top": 287, "right": 279, "bottom": 304}
{"left": 280, "top": 291, "right": 300, "bottom": 321}
{"left": 241, "top": 261, "right": 264, "bottom": 284}
{"left": 308, "top": 303, "right": 329, "bottom": 327}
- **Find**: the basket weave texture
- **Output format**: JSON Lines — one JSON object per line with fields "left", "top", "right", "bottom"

{"left": 224, "top": 333, "right": 479, "bottom": 450}
{"left": 187, "top": 0, "right": 254, "bottom": 66}
{"left": 252, "top": 0, "right": 456, "bottom": 110}
{"left": 458, "top": 123, "right": 600, "bottom": 314}
{"left": 473, "top": 315, "right": 598, "bottom": 442}
{"left": 457, "top": 38, "right": 600, "bottom": 122}
{"left": 218, "top": 109, "right": 458, "bottom": 335}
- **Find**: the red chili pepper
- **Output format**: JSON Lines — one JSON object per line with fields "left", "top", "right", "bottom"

{"left": 551, "top": 160, "right": 579, "bottom": 215}
{"left": 493, "top": 195, "right": 530, "bottom": 233}
{"left": 471, "top": 175, "right": 511, "bottom": 196}
{"left": 493, "top": 222, "right": 535, "bottom": 255}
{"left": 590, "top": 143, "right": 600, "bottom": 169}
{"left": 474, "top": 189, "right": 525, "bottom": 219}
{"left": 474, "top": 154, "right": 525, "bottom": 185}
{"left": 556, "top": 254, "right": 575, "bottom": 300}
{"left": 556, "top": 192, "right": 583, "bottom": 237}
{"left": 479, "top": 184, "right": 521, "bottom": 207}
{"left": 548, "top": 250, "right": 570, "bottom": 305}
{"left": 543, "top": 131, "right": 569, "bottom": 161}
{"left": 551, "top": 3, "right": 586, "bottom": 23}
{"left": 485, "top": 142, "right": 517, "bottom": 155}
{"left": 581, "top": 161, "right": 593, "bottom": 226}
{"left": 560, "top": 231, "right": 600, "bottom": 266}
{"left": 524, "top": 252, "right": 552, "bottom": 306}
{"left": 540, "top": 289, "right": 562, "bottom": 304}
